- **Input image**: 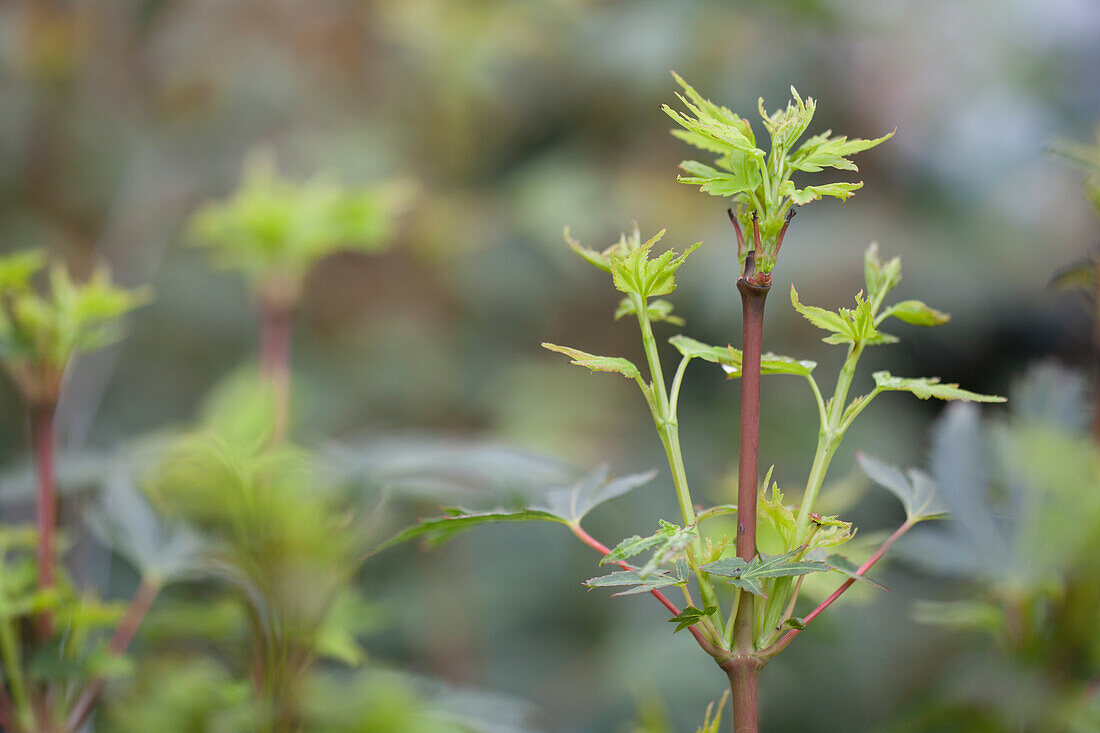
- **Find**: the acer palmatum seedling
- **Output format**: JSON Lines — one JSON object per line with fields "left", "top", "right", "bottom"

{"left": 388, "top": 77, "right": 1004, "bottom": 731}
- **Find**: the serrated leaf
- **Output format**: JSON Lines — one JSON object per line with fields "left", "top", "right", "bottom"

{"left": 703, "top": 550, "right": 828, "bottom": 597}
{"left": 717, "top": 349, "right": 817, "bottom": 378}
{"left": 583, "top": 569, "right": 685, "bottom": 596}
{"left": 668, "top": 605, "right": 718, "bottom": 633}
{"left": 599, "top": 533, "right": 667, "bottom": 566}
{"left": 615, "top": 298, "right": 684, "bottom": 325}
{"left": 790, "top": 285, "right": 853, "bottom": 342}
{"left": 637, "top": 521, "right": 697, "bottom": 578}
{"left": 857, "top": 452, "right": 949, "bottom": 523}
{"left": 542, "top": 343, "right": 641, "bottom": 380}
{"left": 881, "top": 300, "right": 950, "bottom": 327}
{"left": 872, "top": 371, "right": 1006, "bottom": 403}
{"left": 825, "top": 553, "right": 887, "bottom": 590}
{"left": 759, "top": 483, "right": 795, "bottom": 544}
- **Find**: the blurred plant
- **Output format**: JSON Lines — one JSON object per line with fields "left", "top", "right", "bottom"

{"left": 0, "top": 250, "right": 158, "bottom": 731}
{"left": 876, "top": 365, "right": 1100, "bottom": 731}
{"left": 190, "top": 150, "right": 410, "bottom": 440}
{"left": 1049, "top": 129, "right": 1100, "bottom": 438}
{"left": 386, "top": 77, "right": 1002, "bottom": 731}
{"left": 134, "top": 375, "right": 377, "bottom": 732}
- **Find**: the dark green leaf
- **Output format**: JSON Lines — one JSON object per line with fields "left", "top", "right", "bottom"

{"left": 583, "top": 569, "right": 685, "bottom": 596}
{"left": 668, "top": 605, "right": 718, "bottom": 633}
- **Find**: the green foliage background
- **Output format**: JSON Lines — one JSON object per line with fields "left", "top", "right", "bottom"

{"left": 0, "top": 0, "right": 1098, "bottom": 730}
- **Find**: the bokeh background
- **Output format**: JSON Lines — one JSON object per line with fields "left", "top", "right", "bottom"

{"left": 1, "top": 0, "right": 1099, "bottom": 730}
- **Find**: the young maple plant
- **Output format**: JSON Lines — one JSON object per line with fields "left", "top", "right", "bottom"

{"left": 390, "top": 76, "right": 1004, "bottom": 730}
{"left": 0, "top": 251, "right": 153, "bottom": 732}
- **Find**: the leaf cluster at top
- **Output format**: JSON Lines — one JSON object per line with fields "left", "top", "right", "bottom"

{"left": 190, "top": 150, "right": 408, "bottom": 305}
{"left": 0, "top": 250, "right": 151, "bottom": 404}
{"left": 664, "top": 73, "right": 893, "bottom": 274}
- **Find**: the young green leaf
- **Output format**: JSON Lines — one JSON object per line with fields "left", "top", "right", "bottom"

{"left": 615, "top": 298, "right": 684, "bottom": 326}
{"left": 583, "top": 569, "right": 685, "bottom": 596}
{"left": 790, "top": 285, "right": 854, "bottom": 342}
{"left": 864, "top": 242, "right": 902, "bottom": 300}
{"left": 541, "top": 343, "right": 641, "bottom": 380}
{"left": 599, "top": 533, "right": 668, "bottom": 566}
{"left": 703, "top": 550, "right": 829, "bottom": 597}
{"left": 857, "top": 452, "right": 948, "bottom": 523}
{"left": 879, "top": 300, "right": 950, "bottom": 327}
{"left": 665, "top": 74, "right": 893, "bottom": 273}
{"left": 636, "top": 520, "right": 697, "bottom": 578}
{"left": 668, "top": 605, "right": 718, "bottom": 633}
{"left": 607, "top": 231, "right": 701, "bottom": 300}
{"left": 872, "top": 372, "right": 1006, "bottom": 403}
{"left": 668, "top": 334, "right": 735, "bottom": 364}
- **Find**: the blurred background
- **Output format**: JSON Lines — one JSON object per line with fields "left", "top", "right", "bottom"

{"left": 1, "top": 0, "right": 1099, "bottom": 730}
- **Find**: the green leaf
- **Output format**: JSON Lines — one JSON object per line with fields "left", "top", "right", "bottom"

{"left": 599, "top": 533, "right": 667, "bottom": 566}
{"left": 668, "top": 335, "right": 734, "bottom": 364}
{"left": 583, "top": 569, "right": 685, "bottom": 596}
{"left": 864, "top": 242, "right": 899, "bottom": 299}
{"left": 872, "top": 371, "right": 1006, "bottom": 403}
{"left": 637, "top": 520, "right": 697, "bottom": 578}
{"left": 857, "top": 452, "right": 948, "bottom": 523}
{"left": 825, "top": 553, "right": 887, "bottom": 590}
{"left": 790, "top": 285, "right": 854, "bottom": 342}
{"left": 759, "top": 482, "right": 795, "bottom": 545}
{"left": 789, "top": 129, "right": 895, "bottom": 173}
{"left": 542, "top": 343, "right": 641, "bottom": 380}
{"left": 607, "top": 230, "right": 701, "bottom": 300}
{"left": 880, "top": 300, "right": 950, "bottom": 327}
{"left": 781, "top": 180, "right": 864, "bottom": 205}
{"left": 379, "top": 467, "right": 655, "bottom": 550}
{"left": 703, "top": 550, "right": 829, "bottom": 597}
{"left": 668, "top": 605, "right": 718, "bottom": 634}
{"left": 615, "top": 297, "right": 684, "bottom": 326}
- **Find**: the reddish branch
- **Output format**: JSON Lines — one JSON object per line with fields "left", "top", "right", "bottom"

{"left": 65, "top": 579, "right": 161, "bottom": 732}
{"left": 761, "top": 520, "right": 914, "bottom": 658}
{"left": 570, "top": 524, "right": 725, "bottom": 658}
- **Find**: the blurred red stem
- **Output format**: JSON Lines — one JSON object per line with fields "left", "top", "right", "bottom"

{"left": 260, "top": 304, "right": 293, "bottom": 443}
{"left": 31, "top": 404, "right": 56, "bottom": 638}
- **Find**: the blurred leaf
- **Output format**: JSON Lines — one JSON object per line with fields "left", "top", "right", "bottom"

{"left": 695, "top": 690, "right": 729, "bottom": 733}
{"left": 380, "top": 467, "right": 655, "bottom": 550}
{"left": 857, "top": 452, "right": 948, "bottom": 523}
{"left": 615, "top": 297, "right": 684, "bottom": 326}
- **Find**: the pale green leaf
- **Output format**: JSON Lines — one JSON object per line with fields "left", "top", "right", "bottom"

{"left": 881, "top": 300, "right": 950, "bottom": 327}
{"left": 857, "top": 452, "right": 949, "bottom": 523}
{"left": 583, "top": 569, "right": 685, "bottom": 596}
{"left": 542, "top": 343, "right": 641, "bottom": 380}
{"left": 872, "top": 371, "right": 1006, "bottom": 403}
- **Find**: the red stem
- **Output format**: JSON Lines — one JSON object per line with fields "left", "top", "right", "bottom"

{"left": 570, "top": 524, "right": 723, "bottom": 657}
{"left": 762, "top": 520, "right": 914, "bottom": 658}
{"left": 260, "top": 304, "right": 293, "bottom": 443}
{"left": 730, "top": 253, "right": 770, "bottom": 733}
{"left": 65, "top": 579, "right": 160, "bottom": 732}
{"left": 31, "top": 404, "right": 57, "bottom": 638}
{"left": 0, "top": 687, "right": 18, "bottom": 733}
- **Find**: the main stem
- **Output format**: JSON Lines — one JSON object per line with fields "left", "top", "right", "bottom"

{"left": 260, "top": 304, "right": 293, "bottom": 444}
{"left": 31, "top": 403, "right": 57, "bottom": 639}
{"left": 731, "top": 252, "right": 769, "bottom": 733}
